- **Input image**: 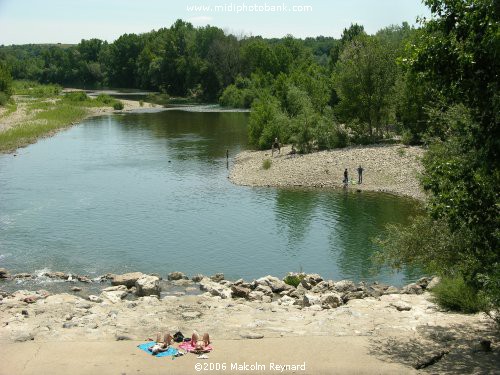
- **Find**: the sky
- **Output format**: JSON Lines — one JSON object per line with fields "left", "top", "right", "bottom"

{"left": 0, "top": 0, "right": 431, "bottom": 45}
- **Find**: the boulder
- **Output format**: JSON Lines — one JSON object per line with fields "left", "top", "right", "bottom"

{"left": 254, "top": 284, "right": 273, "bottom": 297}
{"left": 342, "top": 291, "right": 366, "bottom": 302}
{"left": 167, "top": 272, "right": 188, "bottom": 281}
{"left": 0, "top": 268, "right": 11, "bottom": 279}
{"left": 385, "top": 286, "right": 400, "bottom": 295}
{"left": 248, "top": 291, "right": 264, "bottom": 302}
{"left": 76, "top": 275, "right": 92, "bottom": 283}
{"left": 103, "top": 285, "right": 127, "bottom": 292}
{"left": 254, "top": 276, "right": 292, "bottom": 293}
{"left": 13, "top": 273, "right": 32, "bottom": 279}
{"left": 300, "top": 279, "right": 313, "bottom": 290}
{"left": 311, "top": 280, "right": 335, "bottom": 294}
{"left": 199, "top": 278, "right": 232, "bottom": 299}
{"left": 333, "top": 280, "right": 357, "bottom": 293}
{"left": 278, "top": 295, "right": 296, "bottom": 306}
{"left": 231, "top": 285, "right": 251, "bottom": 299}
{"left": 210, "top": 273, "right": 225, "bottom": 282}
{"left": 111, "top": 272, "right": 144, "bottom": 288}
{"left": 426, "top": 277, "right": 441, "bottom": 290}
{"left": 401, "top": 283, "right": 423, "bottom": 295}
{"left": 135, "top": 275, "right": 161, "bottom": 297}
{"left": 12, "top": 329, "right": 34, "bottom": 342}
{"left": 416, "top": 277, "right": 431, "bottom": 289}
{"left": 182, "top": 311, "right": 202, "bottom": 319}
{"left": 303, "top": 273, "right": 323, "bottom": 286}
{"left": 390, "top": 301, "right": 412, "bottom": 311}
{"left": 88, "top": 295, "right": 102, "bottom": 303}
{"left": 100, "top": 288, "right": 127, "bottom": 304}
{"left": 70, "top": 286, "right": 82, "bottom": 292}
{"left": 321, "top": 293, "right": 343, "bottom": 309}
{"left": 303, "top": 293, "right": 321, "bottom": 307}
{"left": 191, "top": 274, "right": 204, "bottom": 282}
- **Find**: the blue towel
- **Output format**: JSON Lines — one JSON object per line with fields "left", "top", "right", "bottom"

{"left": 137, "top": 342, "right": 178, "bottom": 357}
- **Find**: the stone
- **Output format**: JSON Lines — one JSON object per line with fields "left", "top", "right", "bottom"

{"left": 191, "top": 274, "right": 204, "bottom": 282}
{"left": 167, "top": 272, "right": 188, "bottom": 281}
{"left": 401, "top": 283, "right": 423, "bottom": 295}
{"left": 111, "top": 272, "right": 144, "bottom": 288}
{"left": 210, "top": 273, "right": 225, "bottom": 282}
{"left": 321, "top": 293, "right": 342, "bottom": 309}
{"left": 71, "top": 286, "right": 82, "bottom": 292}
{"left": 240, "top": 332, "right": 264, "bottom": 339}
{"left": 182, "top": 311, "right": 202, "bottom": 319}
{"left": 343, "top": 291, "right": 365, "bottom": 302}
{"left": 311, "top": 280, "right": 335, "bottom": 294}
{"left": 100, "top": 289, "right": 127, "bottom": 304}
{"left": 12, "top": 330, "right": 34, "bottom": 342}
{"left": 76, "top": 275, "right": 92, "bottom": 283}
{"left": 103, "top": 285, "right": 127, "bottom": 292}
{"left": 88, "top": 295, "right": 102, "bottom": 303}
{"left": 278, "top": 295, "right": 296, "bottom": 306}
{"left": 300, "top": 279, "right": 312, "bottom": 290}
{"left": 254, "top": 284, "right": 273, "bottom": 297}
{"left": 62, "top": 322, "right": 76, "bottom": 329}
{"left": 248, "top": 291, "right": 264, "bottom": 302}
{"left": 13, "top": 273, "right": 32, "bottom": 279}
{"left": 199, "top": 278, "right": 232, "bottom": 299}
{"left": 385, "top": 286, "right": 400, "bottom": 294}
{"left": 416, "top": 277, "right": 431, "bottom": 289}
{"left": 231, "top": 285, "right": 252, "bottom": 299}
{"left": 254, "top": 276, "right": 292, "bottom": 293}
{"left": 0, "top": 268, "right": 11, "bottom": 279}
{"left": 303, "top": 293, "right": 321, "bottom": 307}
{"left": 303, "top": 273, "right": 323, "bottom": 285}
{"left": 261, "top": 295, "right": 272, "bottom": 303}
{"left": 333, "top": 280, "right": 357, "bottom": 293}
{"left": 135, "top": 275, "right": 161, "bottom": 297}
{"left": 115, "top": 335, "right": 132, "bottom": 341}
{"left": 426, "top": 277, "right": 441, "bottom": 290}
{"left": 390, "top": 301, "right": 412, "bottom": 311}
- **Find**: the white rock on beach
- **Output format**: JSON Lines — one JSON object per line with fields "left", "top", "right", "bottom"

{"left": 199, "top": 278, "right": 232, "bottom": 299}
{"left": 111, "top": 272, "right": 144, "bottom": 288}
{"left": 135, "top": 275, "right": 160, "bottom": 297}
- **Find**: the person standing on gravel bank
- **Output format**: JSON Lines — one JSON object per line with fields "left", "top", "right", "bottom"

{"left": 357, "top": 165, "right": 364, "bottom": 184}
{"left": 343, "top": 169, "right": 348, "bottom": 186}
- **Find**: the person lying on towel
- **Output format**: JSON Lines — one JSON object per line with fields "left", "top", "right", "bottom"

{"left": 148, "top": 332, "right": 173, "bottom": 355}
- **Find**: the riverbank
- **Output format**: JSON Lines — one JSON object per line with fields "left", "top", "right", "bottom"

{"left": 0, "top": 93, "right": 157, "bottom": 153}
{"left": 0, "top": 270, "right": 498, "bottom": 374}
{"left": 230, "top": 145, "right": 426, "bottom": 201}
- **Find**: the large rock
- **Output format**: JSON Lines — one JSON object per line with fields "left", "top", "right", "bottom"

{"left": 303, "top": 273, "right": 323, "bottom": 286}
{"left": 333, "top": 280, "right": 357, "bottom": 293}
{"left": 231, "top": 285, "right": 251, "bottom": 299}
{"left": 426, "top": 277, "right": 441, "bottom": 290}
{"left": 401, "top": 283, "right": 423, "bottom": 295}
{"left": 167, "top": 272, "right": 188, "bottom": 281}
{"left": 248, "top": 291, "right": 264, "bottom": 302}
{"left": 199, "top": 278, "right": 232, "bottom": 299}
{"left": 303, "top": 293, "right": 321, "bottom": 307}
{"left": 111, "top": 272, "right": 144, "bottom": 288}
{"left": 311, "top": 280, "right": 335, "bottom": 294}
{"left": 135, "top": 275, "right": 160, "bottom": 297}
{"left": 100, "top": 285, "right": 128, "bottom": 303}
{"left": 191, "top": 274, "right": 204, "bottom": 282}
{"left": 254, "top": 284, "right": 273, "bottom": 297}
{"left": 390, "top": 301, "right": 412, "bottom": 311}
{"left": 278, "top": 295, "right": 296, "bottom": 306}
{"left": 0, "top": 268, "right": 11, "bottom": 279}
{"left": 321, "top": 293, "right": 343, "bottom": 309}
{"left": 210, "top": 273, "right": 225, "bottom": 282}
{"left": 254, "top": 276, "right": 293, "bottom": 293}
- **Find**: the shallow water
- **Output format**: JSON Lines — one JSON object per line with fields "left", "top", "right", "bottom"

{"left": 0, "top": 109, "right": 421, "bottom": 285}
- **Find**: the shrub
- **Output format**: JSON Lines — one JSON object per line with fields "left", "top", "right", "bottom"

{"left": 401, "top": 129, "right": 416, "bottom": 145}
{"left": 283, "top": 274, "right": 304, "bottom": 287}
{"left": 95, "top": 94, "right": 114, "bottom": 105}
{"left": 0, "top": 92, "right": 8, "bottom": 106}
{"left": 63, "top": 91, "right": 89, "bottom": 102}
{"left": 431, "top": 276, "right": 489, "bottom": 313}
{"left": 113, "top": 101, "right": 124, "bottom": 110}
{"left": 262, "top": 159, "right": 272, "bottom": 170}
{"left": 139, "top": 100, "right": 144, "bottom": 107}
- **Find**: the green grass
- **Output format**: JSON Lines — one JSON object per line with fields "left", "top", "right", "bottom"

{"left": 283, "top": 274, "right": 305, "bottom": 287}
{"left": 262, "top": 158, "right": 272, "bottom": 170}
{"left": 0, "top": 100, "right": 18, "bottom": 118}
{"left": 0, "top": 103, "right": 87, "bottom": 153}
{"left": 431, "top": 276, "right": 489, "bottom": 313}
{"left": 13, "top": 80, "right": 61, "bottom": 97}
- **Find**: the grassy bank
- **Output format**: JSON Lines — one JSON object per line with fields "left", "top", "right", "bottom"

{"left": 0, "top": 81, "right": 123, "bottom": 153}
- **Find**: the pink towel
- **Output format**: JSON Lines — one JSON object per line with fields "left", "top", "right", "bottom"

{"left": 179, "top": 340, "right": 213, "bottom": 352}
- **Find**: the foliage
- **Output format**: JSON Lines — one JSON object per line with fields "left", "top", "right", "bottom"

{"left": 283, "top": 274, "right": 305, "bottom": 287}
{"left": 12, "top": 80, "right": 61, "bottom": 97}
{"left": 431, "top": 276, "right": 489, "bottom": 314}
{"left": 0, "top": 63, "right": 13, "bottom": 103}
{"left": 262, "top": 159, "right": 272, "bottom": 170}
{"left": 113, "top": 101, "right": 124, "bottom": 110}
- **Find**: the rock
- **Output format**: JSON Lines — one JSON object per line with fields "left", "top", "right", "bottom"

{"left": 321, "top": 293, "right": 343, "bottom": 309}
{"left": 303, "top": 293, "right": 321, "bottom": 307}
{"left": 240, "top": 332, "right": 264, "bottom": 339}
{"left": 231, "top": 285, "right": 251, "bottom": 299}
{"left": 76, "top": 275, "right": 92, "bottom": 283}
{"left": 401, "top": 283, "right": 423, "bottom": 295}
{"left": 472, "top": 339, "right": 492, "bottom": 353}
{"left": 278, "top": 295, "right": 296, "bottom": 306}
{"left": 115, "top": 335, "right": 132, "bottom": 341}
{"left": 333, "top": 280, "right": 357, "bottom": 293}
{"left": 12, "top": 330, "right": 34, "bottom": 342}
{"left": 416, "top": 277, "right": 431, "bottom": 289}
{"left": 210, "top": 273, "right": 225, "bottom": 282}
{"left": 45, "top": 271, "right": 69, "bottom": 280}
{"left": 303, "top": 273, "right": 323, "bottom": 286}
{"left": 248, "top": 291, "right": 264, "bottom": 301}
{"left": 343, "top": 291, "right": 366, "bottom": 302}
{"left": 167, "top": 272, "right": 188, "bottom": 281}
{"left": 111, "top": 272, "right": 144, "bottom": 288}
{"left": 71, "top": 286, "right": 82, "bottom": 292}
{"left": 311, "top": 280, "right": 335, "bottom": 293}
{"left": 191, "top": 274, "right": 204, "bottom": 282}
{"left": 103, "top": 285, "right": 127, "bottom": 292}
{"left": 88, "top": 295, "right": 102, "bottom": 303}
{"left": 13, "top": 273, "right": 32, "bottom": 279}
{"left": 296, "top": 283, "right": 309, "bottom": 295}
{"left": 261, "top": 295, "right": 272, "bottom": 303}
{"left": 182, "top": 311, "right": 202, "bottom": 319}
{"left": 426, "top": 277, "right": 441, "bottom": 290}
{"left": 219, "top": 280, "right": 233, "bottom": 287}
{"left": 288, "top": 290, "right": 303, "bottom": 299}
{"left": 390, "top": 301, "right": 412, "bottom": 311}
{"left": 100, "top": 289, "right": 128, "bottom": 303}
{"left": 233, "top": 279, "right": 245, "bottom": 286}
{"left": 253, "top": 276, "right": 292, "bottom": 293}
{"left": 199, "top": 278, "right": 232, "bottom": 299}
{"left": 62, "top": 322, "right": 76, "bottom": 329}
{"left": 21, "top": 309, "right": 29, "bottom": 316}
{"left": 135, "top": 275, "right": 161, "bottom": 297}
{"left": 254, "top": 285, "right": 273, "bottom": 297}
{"left": 0, "top": 268, "right": 11, "bottom": 279}
{"left": 385, "top": 286, "right": 399, "bottom": 294}
{"left": 300, "top": 279, "right": 312, "bottom": 290}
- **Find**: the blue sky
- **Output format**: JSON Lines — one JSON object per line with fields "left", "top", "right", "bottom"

{"left": 0, "top": 0, "right": 430, "bottom": 45}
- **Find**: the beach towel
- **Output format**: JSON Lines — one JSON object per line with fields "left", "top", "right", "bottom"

{"left": 179, "top": 340, "right": 213, "bottom": 353}
{"left": 137, "top": 343, "right": 178, "bottom": 357}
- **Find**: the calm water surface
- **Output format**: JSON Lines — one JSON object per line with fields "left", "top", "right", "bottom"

{"left": 0, "top": 110, "right": 420, "bottom": 285}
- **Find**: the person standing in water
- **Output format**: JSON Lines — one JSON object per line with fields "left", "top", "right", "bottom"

{"left": 343, "top": 168, "right": 348, "bottom": 186}
{"left": 357, "top": 165, "right": 364, "bottom": 184}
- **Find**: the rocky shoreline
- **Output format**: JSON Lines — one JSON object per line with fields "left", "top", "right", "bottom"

{"left": 1, "top": 268, "right": 498, "bottom": 373}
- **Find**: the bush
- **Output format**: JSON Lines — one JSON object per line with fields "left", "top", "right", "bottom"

{"left": 431, "top": 276, "right": 489, "bottom": 313}
{"left": 0, "top": 92, "right": 8, "bottom": 106}
{"left": 262, "top": 159, "right": 272, "bottom": 170}
{"left": 283, "top": 274, "right": 304, "bottom": 287}
{"left": 401, "top": 129, "right": 416, "bottom": 145}
{"left": 113, "top": 101, "right": 124, "bottom": 110}
{"left": 63, "top": 91, "right": 89, "bottom": 102}
{"left": 95, "top": 94, "right": 115, "bottom": 105}
{"left": 139, "top": 100, "right": 144, "bottom": 107}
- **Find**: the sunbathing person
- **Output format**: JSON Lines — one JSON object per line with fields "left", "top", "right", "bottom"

{"left": 191, "top": 331, "right": 211, "bottom": 353}
{"left": 148, "top": 332, "right": 173, "bottom": 355}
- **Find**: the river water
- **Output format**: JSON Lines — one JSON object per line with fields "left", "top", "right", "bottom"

{"left": 0, "top": 109, "right": 420, "bottom": 285}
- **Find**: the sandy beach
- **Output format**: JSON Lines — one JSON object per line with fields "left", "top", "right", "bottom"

{"left": 0, "top": 272, "right": 498, "bottom": 374}
{"left": 230, "top": 145, "right": 426, "bottom": 201}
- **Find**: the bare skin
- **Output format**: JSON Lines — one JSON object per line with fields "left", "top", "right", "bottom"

{"left": 148, "top": 332, "right": 173, "bottom": 354}
{"left": 191, "top": 331, "right": 211, "bottom": 353}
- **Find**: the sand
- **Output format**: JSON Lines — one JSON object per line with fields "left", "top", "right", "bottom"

{"left": 230, "top": 145, "right": 426, "bottom": 201}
